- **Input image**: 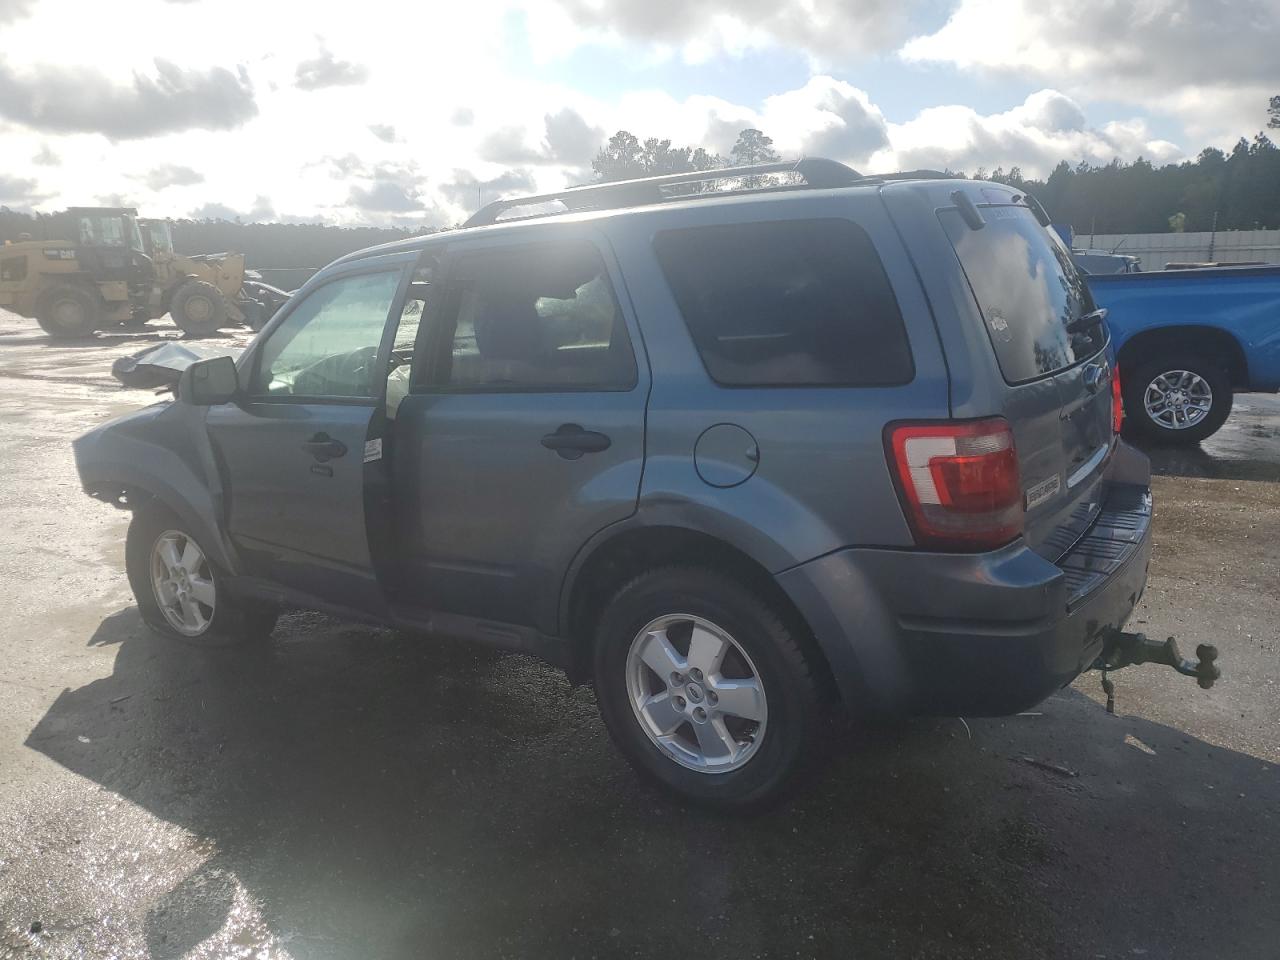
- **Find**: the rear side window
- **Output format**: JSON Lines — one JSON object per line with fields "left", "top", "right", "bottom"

{"left": 428, "top": 241, "right": 637, "bottom": 391}
{"left": 653, "top": 218, "right": 913, "bottom": 387}
{"left": 941, "top": 204, "right": 1104, "bottom": 384}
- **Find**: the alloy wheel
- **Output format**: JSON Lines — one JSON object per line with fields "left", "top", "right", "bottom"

{"left": 1143, "top": 369, "right": 1213, "bottom": 430}
{"left": 625, "top": 613, "right": 768, "bottom": 773}
{"left": 149, "top": 529, "right": 216, "bottom": 636}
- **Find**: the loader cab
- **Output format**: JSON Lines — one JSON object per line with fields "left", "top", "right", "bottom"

{"left": 65, "top": 207, "right": 149, "bottom": 282}
{"left": 139, "top": 218, "right": 176, "bottom": 260}
{"left": 69, "top": 207, "right": 146, "bottom": 254}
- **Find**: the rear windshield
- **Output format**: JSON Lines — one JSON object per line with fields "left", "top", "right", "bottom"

{"left": 941, "top": 204, "right": 1104, "bottom": 384}
{"left": 653, "top": 218, "right": 913, "bottom": 387}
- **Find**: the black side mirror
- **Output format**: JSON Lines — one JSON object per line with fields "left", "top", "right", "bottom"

{"left": 178, "top": 355, "right": 238, "bottom": 405}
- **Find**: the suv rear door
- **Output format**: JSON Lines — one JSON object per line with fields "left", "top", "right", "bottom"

{"left": 896, "top": 184, "right": 1115, "bottom": 558}
{"left": 388, "top": 229, "right": 648, "bottom": 632}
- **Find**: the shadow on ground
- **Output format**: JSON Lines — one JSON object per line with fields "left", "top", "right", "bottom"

{"left": 22, "top": 609, "right": 1280, "bottom": 959}
{"left": 1145, "top": 443, "right": 1280, "bottom": 483}
{"left": 1136, "top": 394, "right": 1280, "bottom": 483}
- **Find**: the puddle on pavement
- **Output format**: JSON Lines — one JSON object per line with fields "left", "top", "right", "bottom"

{"left": 1143, "top": 394, "right": 1280, "bottom": 481}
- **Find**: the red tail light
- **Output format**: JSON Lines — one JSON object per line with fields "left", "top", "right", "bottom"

{"left": 885, "top": 418, "right": 1023, "bottom": 551}
{"left": 1111, "top": 363, "right": 1124, "bottom": 434}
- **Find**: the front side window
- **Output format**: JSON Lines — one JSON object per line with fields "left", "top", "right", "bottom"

{"left": 254, "top": 269, "right": 402, "bottom": 399}
{"left": 79, "top": 216, "right": 125, "bottom": 247}
{"left": 146, "top": 223, "right": 174, "bottom": 256}
{"left": 428, "top": 242, "right": 636, "bottom": 391}
{"left": 941, "top": 204, "right": 1105, "bottom": 384}
{"left": 653, "top": 218, "right": 914, "bottom": 387}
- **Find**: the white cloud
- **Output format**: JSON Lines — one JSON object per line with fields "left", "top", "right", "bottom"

{"left": 758, "top": 78, "right": 889, "bottom": 168}
{"left": 0, "top": 0, "right": 32, "bottom": 22}
{"left": 294, "top": 49, "right": 369, "bottom": 91}
{"left": 0, "top": 59, "right": 256, "bottom": 138}
{"left": 543, "top": 107, "right": 605, "bottom": 166}
{"left": 537, "top": 0, "right": 914, "bottom": 59}
{"left": 881, "top": 90, "right": 1182, "bottom": 178}
{"left": 902, "top": 0, "right": 1280, "bottom": 144}
{"left": 0, "top": 0, "right": 1260, "bottom": 226}
{"left": 0, "top": 172, "right": 45, "bottom": 207}
{"left": 140, "top": 163, "right": 205, "bottom": 190}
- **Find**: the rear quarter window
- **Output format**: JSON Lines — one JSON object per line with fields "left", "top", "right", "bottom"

{"left": 653, "top": 218, "right": 914, "bottom": 387}
{"left": 940, "top": 204, "right": 1105, "bottom": 384}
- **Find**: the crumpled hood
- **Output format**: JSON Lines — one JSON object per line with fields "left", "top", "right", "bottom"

{"left": 111, "top": 341, "right": 243, "bottom": 390}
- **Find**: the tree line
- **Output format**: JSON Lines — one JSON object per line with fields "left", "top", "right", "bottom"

{"left": 2, "top": 108, "right": 1277, "bottom": 273}
{"left": 982, "top": 134, "right": 1280, "bottom": 234}
{"left": 590, "top": 128, "right": 780, "bottom": 180}
{"left": 0, "top": 208, "right": 426, "bottom": 275}
{"left": 591, "top": 124, "right": 1280, "bottom": 234}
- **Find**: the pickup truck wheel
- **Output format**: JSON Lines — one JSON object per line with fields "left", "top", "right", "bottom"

{"left": 593, "top": 566, "right": 824, "bottom": 810}
{"left": 35, "top": 283, "right": 101, "bottom": 338}
{"left": 1125, "top": 353, "right": 1232, "bottom": 445}
{"left": 170, "top": 280, "right": 228, "bottom": 336}
{"left": 125, "top": 502, "right": 277, "bottom": 646}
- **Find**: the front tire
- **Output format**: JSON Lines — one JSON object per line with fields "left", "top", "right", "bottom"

{"left": 593, "top": 566, "right": 825, "bottom": 810}
{"left": 125, "top": 501, "right": 277, "bottom": 646}
{"left": 1124, "top": 352, "right": 1232, "bottom": 445}
{"left": 35, "top": 283, "right": 102, "bottom": 338}
{"left": 170, "top": 280, "right": 228, "bottom": 336}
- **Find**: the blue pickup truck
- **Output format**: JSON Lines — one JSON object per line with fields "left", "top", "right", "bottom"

{"left": 1086, "top": 264, "right": 1280, "bottom": 443}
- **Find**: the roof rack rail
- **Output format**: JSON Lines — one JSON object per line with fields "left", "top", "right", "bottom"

{"left": 463, "top": 156, "right": 863, "bottom": 228}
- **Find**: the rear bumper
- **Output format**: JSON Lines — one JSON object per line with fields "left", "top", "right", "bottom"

{"left": 776, "top": 441, "right": 1153, "bottom": 717}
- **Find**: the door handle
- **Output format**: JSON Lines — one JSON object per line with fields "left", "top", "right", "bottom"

{"left": 301, "top": 432, "right": 347, "bottom": 462}
{"left": 541, "top": 423, "right": 611, "bottom": 460}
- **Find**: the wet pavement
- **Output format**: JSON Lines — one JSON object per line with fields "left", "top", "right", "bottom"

{"left": 0, "top": 311, "right": 1277, "bottom": 960}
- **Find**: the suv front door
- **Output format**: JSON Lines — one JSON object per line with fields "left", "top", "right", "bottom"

{"left": 207, "top": 259, "right": 410, "bottom": 612}
{"left": 390, "top": 234, "right": 648, "bottom": 632}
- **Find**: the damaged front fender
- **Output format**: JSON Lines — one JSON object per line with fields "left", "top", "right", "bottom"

{"left": 73, "top": 400, "right": 239, "bottom": 575}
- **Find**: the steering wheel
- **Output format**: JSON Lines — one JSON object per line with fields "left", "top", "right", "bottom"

{"left": 292, "top": 345, "right": 379, "bottom": 396}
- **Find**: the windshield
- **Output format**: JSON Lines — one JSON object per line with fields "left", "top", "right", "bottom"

{"left": 941, "top": 203, "right": 1105, "bottom": 384}
{"left": 145, "top": 222, "right": 174, "bottom": 255}
{"left": 78, "top": 215, "right": 126, "bottom": 247}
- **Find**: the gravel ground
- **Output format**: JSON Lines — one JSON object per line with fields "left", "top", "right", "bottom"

{"left": 0, "top": 312, "right": 1277, "bottom": 960}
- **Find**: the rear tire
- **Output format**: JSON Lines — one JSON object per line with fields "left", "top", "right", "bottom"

{"left": 592, "top": 566, "right": 825, "bottom": 811}
{"left": 170, "top": 280, "right": 228, "bottom": 336}
{"left": 125, "top": 501, "right": 277, "bottom": 647}
{"left": 1124, "top": 352, "right": 1232, "bottom": 445}
{"left": 35, "top": 283, "right": 101, "bottom": 338}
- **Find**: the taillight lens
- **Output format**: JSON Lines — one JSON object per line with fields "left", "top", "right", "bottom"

{"left": 885, "top": 418, "right": 1023, "bottom": 551}
{"left": 1111, "top": 363, "right": 1124, "bottom": 434}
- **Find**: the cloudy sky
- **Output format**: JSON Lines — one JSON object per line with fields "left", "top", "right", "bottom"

{"left": 0, "top": 0, "right": 1275, "bottom": 227}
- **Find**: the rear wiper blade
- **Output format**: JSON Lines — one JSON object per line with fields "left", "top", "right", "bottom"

{"left": 1066, "top": 307, "right": 1108, "bottom": 334}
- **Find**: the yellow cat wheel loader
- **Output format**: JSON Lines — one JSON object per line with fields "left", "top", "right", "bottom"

{"left": 138, "top": 218, "right": 290, "bottom": 333}
{"left": 0, "top": 208, "right": 288, "bottom": 339}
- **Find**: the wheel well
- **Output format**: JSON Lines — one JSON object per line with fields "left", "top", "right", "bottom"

{"left": 84, "top": 480, "right": 154, "bottom": 511}
{"left": 38, "top": 277, "right": 102, "bottom": 303}
{"left": 1118, "top": 326, "right": 1247, "bottom": 388}
{"left": 564, "top": 526, "right": 838, "bottom": 701}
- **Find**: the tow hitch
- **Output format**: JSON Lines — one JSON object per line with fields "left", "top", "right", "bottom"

{"left": 1093, "top": 630, "right": 1221, "bottom": 714}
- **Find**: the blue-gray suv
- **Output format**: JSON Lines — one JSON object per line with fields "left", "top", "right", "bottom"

{"left": 74, "top": 160, "right": 1154, "bottom": 808}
